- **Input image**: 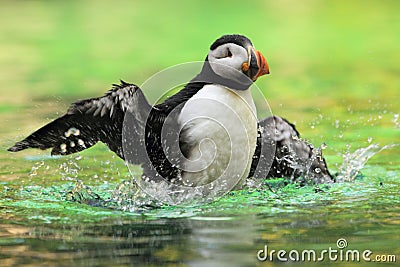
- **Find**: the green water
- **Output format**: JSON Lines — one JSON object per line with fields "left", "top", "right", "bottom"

{"left": 1, "top": 1, "right": 399, "bottom": 266}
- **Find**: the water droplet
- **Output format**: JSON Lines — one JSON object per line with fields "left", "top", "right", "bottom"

{"left": 321, "top": 142, "right": 328, "bottom": 149}
{"left": 392, "top": 113, "right": 399, "bottom": 125}
{"left": 314, "top": 167, "right": 321, "bottom": 173}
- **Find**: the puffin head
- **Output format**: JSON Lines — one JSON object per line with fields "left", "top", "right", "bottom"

{"left": 202, "top": 34, "right": 269, "bottom": 89}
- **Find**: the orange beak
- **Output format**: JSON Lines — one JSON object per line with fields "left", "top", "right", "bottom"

{"left": 253, "top": 48, "right": 270, "bottom": 79}
{"left": 241, "top": 47, "right": 270, "bottom": 81}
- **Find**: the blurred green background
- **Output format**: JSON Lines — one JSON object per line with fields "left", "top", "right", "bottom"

{"left": 0, "top": 0, "right": 399, "bottom": 164}
{"left": 0, "top": 2, "right": 399, "bottom": 265}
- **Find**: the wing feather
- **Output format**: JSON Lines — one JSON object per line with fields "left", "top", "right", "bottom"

{"left": 249, "top": 115, "right": 333, "bottom": 184}
{"left": 8, "top": 81, "right": 152, "bottom": 161}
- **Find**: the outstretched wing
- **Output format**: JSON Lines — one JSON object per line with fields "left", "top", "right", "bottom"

{"left": 8, "top": 81, "right": 152, "bottom": 160}
{"left": 249, "top": 115, "right": 333, "bottom": 184}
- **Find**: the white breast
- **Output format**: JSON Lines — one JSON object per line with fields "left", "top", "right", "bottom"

{"left": 178, "top": 84, "right": 257, "bottom": 187}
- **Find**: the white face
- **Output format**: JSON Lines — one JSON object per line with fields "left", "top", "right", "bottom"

{"left": 207, "top": 43, "right": 249, "bottom": 84}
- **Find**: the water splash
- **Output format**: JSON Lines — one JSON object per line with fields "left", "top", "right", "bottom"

{"left": 29, "top": 160, "right": 46, "bottom": 177}
{"left": 335, "top": 143, "right": 397, "bottom": 182}
{"left": 59, "top": 155, "right": 82, "bottom": 181}
{"left": 106, "top": 179, "right": 159, "bottom": 211}
{"left": 30, "top": 140, "right": 397, "bottom": 211}
{"left": 271, "top": 139, "right": 332, "bottom": 184}
{"left": 393, "top": 113, "right": 399, "bottom": 128}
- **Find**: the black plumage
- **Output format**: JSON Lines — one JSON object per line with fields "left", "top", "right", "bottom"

{"left": 8, "top": 34, "right": 333, "bottom": 185}
{"left": 8, "top": 80, "right": 332, "bottom": 184}
{"left": 210, "top": 34, "right": 252, "bottom": 51}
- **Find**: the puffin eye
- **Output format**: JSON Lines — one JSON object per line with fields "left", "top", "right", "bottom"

{"left": 212, "top": 45, "right": 234, "bottom": 59}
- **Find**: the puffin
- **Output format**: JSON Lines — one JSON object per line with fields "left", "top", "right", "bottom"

{"left": 8, "top": 34, "right": 333, "bottom": 190}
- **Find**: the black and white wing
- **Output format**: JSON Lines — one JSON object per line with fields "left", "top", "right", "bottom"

{"left": 249, "top": 115, "right": 333, "bottom": 184}
{"left": 8, "top": 81, "right": 152, "bottom": 161}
